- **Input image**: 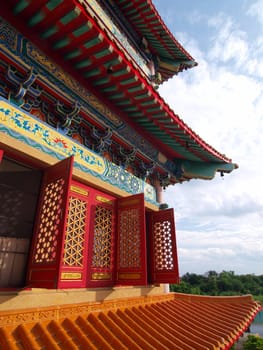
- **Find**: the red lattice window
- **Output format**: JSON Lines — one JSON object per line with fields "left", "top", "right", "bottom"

{"left": 147, "top": 209, "right": 179, "bottom": 284}
{"left": 91, "top": 205, "right": 113, "bottom": 269}
{"left": 34, "top": 178, "right": 65, "bottom": 263}
{"left": 153, "top": 219, "right": 174, "bottom": 271}
{"left": 26, "top": 156, "right": 178, "bottom": 289}
{"left": 119, "top": 207, "right": 141, "bottom": 268}
{"left": 58, "top": 181, "right": 90, "bottom": 289}
{"left": 63, "top": 196, "right": 87, "bottom": 267}
{"left": 27, "top": 157, "right": 73, "bottom": 289}
{"left": 116, "top": 194, "right": 147, "bottom": 286}
{"left": 87, "top": 193, "right": 116, "bottom": 288}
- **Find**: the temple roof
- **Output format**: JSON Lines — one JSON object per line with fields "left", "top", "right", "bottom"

{"left": 114, "top": 0, "right": 198, "bottom": 81}
{"left": 0, "top": 293, "right": 261, "bottom": 349}
{"left": 0, "top": 0, "right": 237, "bottom": 181}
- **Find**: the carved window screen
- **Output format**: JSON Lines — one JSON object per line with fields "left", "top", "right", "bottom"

{"left": 147, "top": 208, "right": 179, "bottom": 284}
{"left": 58, "top": 181, "right": 90, "bottom": 289}
{"left": 115, "top": 193, "right": 147, "bottom": 286}
{"left": 91, "top": 205, "right": 113, "bottom": 269}
{"left": 33, "top": 178, "right": 64, "bottom": 264}
{"left": 27, "top": 157, "right": 73, "bottom": 289}
{"left": 63, "top": 196, "right": 87, "bottom": 267}
{"left": 87, "top": 194, "right": 116, "bottom": 288}
{"left": 118, "top": 207, "right": 141, "bottom": 268}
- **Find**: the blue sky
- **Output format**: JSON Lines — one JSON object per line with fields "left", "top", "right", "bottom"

{"left": 153, "top": 0, "right": 263, "bottom": 275}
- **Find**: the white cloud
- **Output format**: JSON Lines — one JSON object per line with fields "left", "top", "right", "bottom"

{"left": 160, "top": 61, "right": 263, "bottom": 163}
{"left": 246, "top": 56, "right": 263, "bottom": 78}
{"left": 159, "top": 6, "right": 263, "bottom": 276}
{"left": 247, "top": 0, "right": 263, "bottom": 25}
{"left": 207, "top": 10, "right": 263, "bottom": 79}
{"left": 208, "top": 14, "right": 249, "bottom": 67}
{"left": 175, "top": 225, "right": 263, "bottom": 275}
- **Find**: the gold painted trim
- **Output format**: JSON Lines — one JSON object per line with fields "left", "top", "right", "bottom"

{"left": 91, "top": 272, "right": 112, "bottom": 280}
{"left": 96, "top": 195, "right": 113, "bottom": 205}
{"left": 61, "top": 272, "right": 82, "bottom": 280}
{"left": 70, "top": 185, "right": 89, "bottom": 196}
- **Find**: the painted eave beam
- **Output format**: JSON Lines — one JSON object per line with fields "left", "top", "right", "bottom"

{"left": 178, "top": 160, "right": 239, "bottom": 180}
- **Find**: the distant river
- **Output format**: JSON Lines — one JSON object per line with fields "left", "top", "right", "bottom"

{"left": 250, "top": 311, "right": 263, "bottom": 337}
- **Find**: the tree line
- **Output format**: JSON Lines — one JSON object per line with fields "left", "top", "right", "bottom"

{"left": 170, "top": 271, "right": 263, "bottom": 302}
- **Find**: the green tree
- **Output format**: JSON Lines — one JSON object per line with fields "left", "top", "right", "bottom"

{"left": 170, "top": 280, "right": 191, "bottom": 293}
{"left": 183, "top": 273, "right": 203, "bottom": 286}
{"left": 170, "top": 271, "right": 263, "bottom": 303}
{"left": 243, "top": 335, "right": 263, "bottom": 350}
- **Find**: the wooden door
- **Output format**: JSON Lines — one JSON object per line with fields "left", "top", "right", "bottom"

{"left": 27, "top": 157, "right": 73, "bottom": 289}
{"left": 147, "top": 208, "right": 179, "bottom": 284}
{"left": 115, "top": 193, "right": 147, "bottom": 286}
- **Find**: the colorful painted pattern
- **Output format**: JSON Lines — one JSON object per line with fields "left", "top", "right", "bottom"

{"left": 0, "top": 98, "right": 157, "bottom": 204}
{"left": 0, "top": 17, "right": 159, "bottom": 162}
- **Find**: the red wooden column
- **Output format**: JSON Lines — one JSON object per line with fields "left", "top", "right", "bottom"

{"left": 155, "top": 179, "right": 163, "bottom": 204}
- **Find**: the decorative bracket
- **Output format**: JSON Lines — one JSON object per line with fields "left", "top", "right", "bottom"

{"left": 7, "top": 66, "right": 41, "bottom": 106}
{"left": 137, "top": 160, "right": 155, "bottom": 180}
{"left": 90, "top": 127, "right": 112, "bottom": 154}
{"left": 55, "top": 100, "right": 81, "bottom": 129}
{"left": 158, "top": 172, "right": 171, "bottom": 190}
{"left": 113, "top": 146, "right": 136, "bottom": 169}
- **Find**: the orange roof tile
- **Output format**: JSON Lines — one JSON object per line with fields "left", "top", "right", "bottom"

{"left": 0, "top": 293, "right": 261, "bottom": 350}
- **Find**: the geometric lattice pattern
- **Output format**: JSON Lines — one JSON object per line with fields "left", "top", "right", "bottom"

{"left": 153, "top": 220, "right": 174, "bottom": 270}
{"left": 119, "top": 208, "right": 141, "bottom": 268}
{"left": 63, "top": 196, "right": 86, "bottom": 267}
{"left": 91, "top": 205, "right": 113, "bottom": 268}
{"left": 34, "top": 178, "right": 65, "bottom": 263}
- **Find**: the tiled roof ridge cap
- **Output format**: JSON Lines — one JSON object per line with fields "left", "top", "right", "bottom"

{"left": 172, "top": 292, "right": 261, "bottom": 305}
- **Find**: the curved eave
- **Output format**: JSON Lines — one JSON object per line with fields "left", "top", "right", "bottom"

{"left": 115, "top": 0, "right": 198, "bottom": 81}
{"left": 0, "top": 0, "right": 236, "bottom": 175}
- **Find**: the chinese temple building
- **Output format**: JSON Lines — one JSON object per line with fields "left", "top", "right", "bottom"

{"left": 0, "top": 0, "right": 261, "bottom": 349}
